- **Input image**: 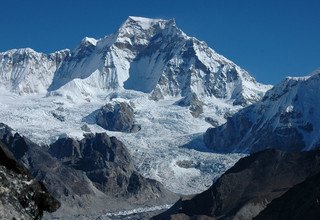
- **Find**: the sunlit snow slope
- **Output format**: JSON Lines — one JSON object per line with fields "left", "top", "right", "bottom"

{"left": 205, "top": 69, "right": 320, "bottom": 153}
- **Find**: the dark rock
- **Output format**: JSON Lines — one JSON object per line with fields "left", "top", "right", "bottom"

{"left": 0, "top": 140, "right": 60, "bottom": 219}
{"left": 155, "top": 149, "right": 320, "bottom": 220}
{"left": 49, "top": 133, "right": 174, "bottom": 201}
{"left": 254, "top": 171, "right": 320, "bottom": 220}
{"left": 51, "top": 111, "right": 65, "bottom": 122}
{"left": 204, "top": 117, "right": 219, "bottom": 127}
{"left": 176, "top": 160, "right": 197, "bottom": 169}
{"left": 95, "top": 102, "right": 141, "bottom": 132}
{"left": 49, "top": 137, "right": 81, "bottom": 160}
{"left": 0, "top": 123, "right": 97, "bottom": 203}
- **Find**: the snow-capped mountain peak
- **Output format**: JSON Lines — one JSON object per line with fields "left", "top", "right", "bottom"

{"left": 81, "top": 37, "right": 98, "bottom": 46}
{"left": 1, "top": 16, "right": 269, "bottom": 108}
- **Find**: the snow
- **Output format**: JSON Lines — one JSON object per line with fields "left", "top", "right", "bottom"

{"left": 286, "top": 105, "right": 294, "bottom": 113}
{"left": 228, "top": 70, "right": 320, "bottom": 152}
{"left": 0, "top": 48, "right": 68, "bottom": 94}
{"left": 82, "top": 37, "right": 98, "bottom": 46}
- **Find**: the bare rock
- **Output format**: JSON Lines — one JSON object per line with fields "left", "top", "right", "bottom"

{"left": 95, "top": 102, "right": 141, "bottom": 132}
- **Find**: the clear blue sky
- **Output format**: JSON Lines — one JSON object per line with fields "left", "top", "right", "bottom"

{"left": 1, "top": 0, "right": 319, "bottom": 85}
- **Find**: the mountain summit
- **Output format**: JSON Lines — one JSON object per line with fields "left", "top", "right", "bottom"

{"left": 0, "top": 16, "right": 269, "bottom": 107}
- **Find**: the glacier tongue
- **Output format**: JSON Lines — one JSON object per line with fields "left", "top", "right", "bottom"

{"left": 0, "top": 88, "right": 244, "bottom": 194}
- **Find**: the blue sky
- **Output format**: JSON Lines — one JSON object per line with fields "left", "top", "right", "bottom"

{"left": 0, "top": 0, "right": 319, "bottom": 85}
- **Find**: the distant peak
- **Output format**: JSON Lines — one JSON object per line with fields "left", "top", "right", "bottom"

{"left": 1, "top": 47, "right": 41, "bottom": 56}
{"left": 15, "top": 48, "right": 37, "bottom": 54}
{"left": 121, "top": 16, "right": 175, "bottom": 30}
{"left": 80, "top": 37, "right": 97, "bottom": 46}
{"left": 128, "top": 16, "right": 163, "bottom": 22}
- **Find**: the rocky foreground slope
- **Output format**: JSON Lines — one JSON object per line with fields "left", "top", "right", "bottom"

{"left": 204, "top": 69, "right": 320, "bottom": 153}
{"left": 255, "top": 171, "right": 320, "bottom": 220}
{"left": 155, "top": 149, "right": 320, "bottom": 219}
{"left": 0, "top": 123, "right": 177, "bottom": 219}
{"left": 0, "top": 140, "right": 60, "bottom": 219}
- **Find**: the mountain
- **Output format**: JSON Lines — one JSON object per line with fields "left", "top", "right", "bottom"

{"left": 0, "top": 48, "right": 69, "bottom": 94}
{"left": 0, "top": 123, "right": 177, "bottom": 219}
{"left": 155, "top": 149, "right": 320, "bottom": 220}
{"left": 0, "top": 139, "right": 60, "bottom": 219}
{"left": 204, "top": 69, "right": 320, "bottom": 153}
{"left": 0, "top": 16, "right": 269, "bottom": 107}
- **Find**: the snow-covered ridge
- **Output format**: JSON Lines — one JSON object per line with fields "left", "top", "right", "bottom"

{"left": 0, "top": 16, "right": 270, "bottom": 107}
{"left": 0, "top": 48, "right": 69, "bottom": 94}
{"left": 204, "top": 69, "right": 320, "bottom": 152}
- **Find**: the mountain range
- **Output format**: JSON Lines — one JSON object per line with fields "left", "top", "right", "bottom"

{"left": 0, "top": 16, "right": 319, "bottom": 219}
{"left": 0, "top": 16, "right": 269, "bottom": 106}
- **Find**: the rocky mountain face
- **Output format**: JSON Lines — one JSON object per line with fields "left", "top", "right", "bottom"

{"left": 0, "top": 139, "right": 60, "bottom": 219}
{"left": 48, "top": 132, "right": 171, "bottom": 200}
{"left": 204, "top": 70, "right": 320, "bottom": 153}
{"left": 155, "top": 149, "right": 320, "bottom": 220}
{"left": 255, "top": 171, "right": 320, "bottom": 220}
{"left": 0, "top": 123, "right": 177, "bottom": 219}
{"left": 0, "top": 16, "right": 269, "bottom": 107}
{"left": 0, "top": 123, "right": 100, "bottom": 217}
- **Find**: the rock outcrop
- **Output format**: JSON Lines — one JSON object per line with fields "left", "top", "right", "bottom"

{"left": 94, "top": 102, "right": 141, "bottom": 132}
{"left": 0, "top": 123, "right": 177, "bottom": 219}
{"left": 155, "top": 149, "right": 320, "bottom": 220}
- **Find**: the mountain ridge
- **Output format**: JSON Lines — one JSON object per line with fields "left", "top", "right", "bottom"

{"left": 204, "top": 69, "right": 320, "bottom": 152}
{"left": 0, "top": 16, "right": 270, "bottom": 108}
